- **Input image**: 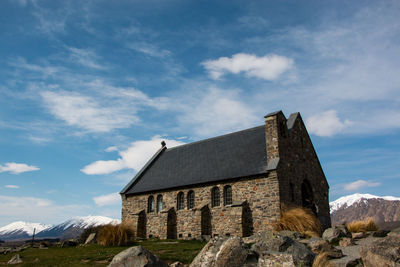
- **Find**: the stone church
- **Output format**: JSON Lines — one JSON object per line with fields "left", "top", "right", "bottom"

{"left": 120, "top": 111, "right": 331, "bottom": 240}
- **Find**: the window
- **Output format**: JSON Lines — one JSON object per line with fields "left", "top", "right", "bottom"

{"left": 187, "top": 190, "right": 195, "bottom": 209}
{"left": 223, "top": 185, "right": 232, "bottom": 205}
{"left": 177, "top": 192, "right": 184, "bottom": 210}
{"left": 211, "top": 186, "right": 220, "bottom": 207}
{"left": 147, "top": 196, "right": 155, "bottom": 213}
{"left": 157, "top": 195, "right": 163, "bottom": 213}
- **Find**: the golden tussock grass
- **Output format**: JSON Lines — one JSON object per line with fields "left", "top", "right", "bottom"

{"left": 312, "top": 252, "right": 337, "bottom": 267}
{"left": 346, "top": 218, "right": 378, "bottom": 233}
{"left": 274, "top": 205, "right": 322, "bottom": 237}
{"left": 97, "top": 223, "right": 135, "bottom": 246}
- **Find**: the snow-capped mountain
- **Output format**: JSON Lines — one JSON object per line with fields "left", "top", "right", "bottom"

{"left": 0, "top": 222, "right": 52, "bottom": 241}
{"left": 330, "top": 193, "right": 400, "bottom": 212}
{"left": 0, "top": 216, "right": 120, "bottom": 241}
{"left": 330, "top": 193, "right": 400, "bottom": 229}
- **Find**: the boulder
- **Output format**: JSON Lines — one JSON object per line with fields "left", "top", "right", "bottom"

{"left": 258, "top": 251, "right": 296, "bottom": 267}
{"left": 322, "top": 226, "right": 351, "bottom": 244}
{"left": 279, "top": 230, "right": 305, "bottom": 240}
{"left": 389, "top": 227, "right": 400, "bottom": 236}
{"left": 108, "top": 246, "right": 169, "bottom": 267}
{"left": 372, "top": 230, "right": 389, "bottom": 237}
{"left": 169, "top": 261, "right": 184, "bottom": 267}
{"left": 359, "top": 234, "right": 400, "bottom": 267}
{"left": 85, "top": 233, "right": 96, "bottom": 244}
{"left": 339, "top": 237, "right": 355, "bottom": 247}
{"left": 7, "top": 254, "right": 23, "bottom": 265}
{"left": 308, "top": 238, "right": 343, "bottom": 258}
{"left": 190, "top": 236, "right": 248, "bottom": 267}
{"left": 61, "top": 239, "right": 78, "bottom": 247}
{"left": 351, "top": 232, "right": 365, "bottom": 239}
{"left": 251, "top": 231, "right": 315, "bottom": 266}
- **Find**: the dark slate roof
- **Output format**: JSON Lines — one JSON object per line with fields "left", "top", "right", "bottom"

{"left": 122, "top": 125, "right": 277, "bottom": 195}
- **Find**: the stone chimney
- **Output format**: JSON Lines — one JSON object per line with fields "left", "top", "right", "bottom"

{"left": 264, "top": 111, "right": 288, "bottom": 166}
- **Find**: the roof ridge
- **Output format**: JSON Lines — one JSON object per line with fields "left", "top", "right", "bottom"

{"left": 166, "top": 125, "right": 265, "bottom": 151}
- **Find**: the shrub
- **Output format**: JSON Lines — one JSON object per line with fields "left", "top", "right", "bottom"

{"left": 346, "top": 218, "right": 378, "bottom": 233}
{"left": 312, "top": 252, "right": 337, "bottom": 267}
{"left": 274, "top": 205, "right": 322, "bottom": 237}
{"left": 97, "top": 223, "right": 135, "bottom": 246}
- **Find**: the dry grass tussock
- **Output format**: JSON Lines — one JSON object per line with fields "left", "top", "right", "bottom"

{"left": 274, "top": 205, "right": 322, "bottom": 237}
{"left": 312, "top": 252, "right": 337, "bottom": 267}
{"left": 97, "top": 223, "right": 135, "bottom": 246}
{"left": 346, "top": 218, "right": 378, "bottom": 233}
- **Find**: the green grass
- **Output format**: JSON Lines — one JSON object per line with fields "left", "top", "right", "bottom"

{"left": 0, "top": 239, "right": 206, "bottom": 266}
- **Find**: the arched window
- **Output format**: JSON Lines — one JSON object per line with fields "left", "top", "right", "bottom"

{"left": 147, "top": 196, "right": 155, "bottom": 213}
{"left": 177, "top": 192, "right": 184, "bottom": 210}
{"left": 223, "top": 185, "right": 232, "bottom": 205}
{"left": 211, "top": 186, "right": 220, "bottom": 207}
{"left": 156, "top": 195, "right": 163, "bottom": 213}
{"left": 187, "top": 190, "right": 195, "bottom": 209}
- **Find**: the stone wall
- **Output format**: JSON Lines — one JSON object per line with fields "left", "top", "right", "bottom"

{"left": 265, "top": 112, "right": 331, "bottom": 229}
{"left": 121, "top": 171, "right": 280, "bottom": 239}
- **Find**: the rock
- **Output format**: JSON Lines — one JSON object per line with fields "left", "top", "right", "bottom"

{"left": 242, "top": 235, "right": 257, "bottom": 245}
{"left": 85, "top": 233, "right": 96, "bottom": 244}
{"left": 389, "top": 227, "right": 400, "bottom": 236}
{"left": 279, "top": 230, "right": 305, "bottom": 240}
{"left": 372, "top": 230, "right": 389, "bottom": 237}
{"left": 258, "top": 251, "right": 295, "bottom": 267}
{"left": 108, "top": 245, "right": 169, "bottom": 267}
{"left": 61, "top": 239, "right": 78, "bottom": 247}
{"left": 7, "top": 254, "right": 23, "bottom": 265}
{"left": 190, "top": 236, "right": 248, "bottom": 267}
{"left": 322, "top": 226, "right": 351, "bottom": 244}
{"left": 308, "top": 238, "right": 343, "bottom": 259}
{"left": 339, "top": 238, "right": 355, "bottom": 247}
{"left": 169, "top": 262, "right": 184, "bottom": 267}
{"left": 251, "top": 231, "right": 315, "bottom": 266}
{"left": 359, "top": 234, "right": 400, "bottom": 267}
{"left": 351, "top": 232, "right": 365, "bottom": 239}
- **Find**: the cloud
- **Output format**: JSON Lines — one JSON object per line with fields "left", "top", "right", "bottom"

{"left": 128, "top": 42, "right": 171, "bottom": 58}
{"left": 81, "top": 136, "right": 185, "bottom": 175}
{"left": 177, "top": 87, "right": 259, "bottom": 137}
{"left": 0, "top": 162, "right": 39, "bottom": 174}
{"left": 93, "top": 193, "right": 121, "bottom": 206}
{"left": 67, "top": 47, "right": 107, "bottom": 70}
{"left": 0, "top": 195, "right": 90, "bottom": 225}
{"left": 344, "top": 179, "right": 381, "bottom": 191}
{"left": 105, "top": 146, "right": 118, "bottom": 152}
{"left": 4, "top": 185, "right": 19, "bottom": 189}
{"left": 201, "top": 53, "right": 293, "bottom": 80}
{"left": 306, "top": 110, "right": 352, "bottom": 137}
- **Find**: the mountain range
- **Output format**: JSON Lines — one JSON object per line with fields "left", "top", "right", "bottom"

{"left": 0, "top": 216, "right": 120, "bottom": 241}
{"left": 330, "top": 193, "right": 400, "bottom": 229}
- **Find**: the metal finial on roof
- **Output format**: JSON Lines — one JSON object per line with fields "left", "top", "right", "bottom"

{"left": 161, "top": 141, "right": 166, "bottom": 147}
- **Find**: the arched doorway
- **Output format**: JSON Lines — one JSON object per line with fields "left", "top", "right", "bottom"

{"left": 301, "top": 179, "right": 314, "bottom": 206}
{"left": 167, "top": 208, "right": 177, "bottom": 239}
{"left": 137, "top": 210, "right": 146, "bottom": 238}
{"left": 201, "top": 205, "right": 212, "bottom": 236}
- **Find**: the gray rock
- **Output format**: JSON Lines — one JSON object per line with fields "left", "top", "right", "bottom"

{"left": 258, "top": 251, "right": 296, "bottom": 267}
{"left": 339, "top": 238, "right": 355, "bottom": 247}
{"left": 323, "top": 226, "right": 351, "bottom": 243}
{"left": 279, "top": 230, "right": 305, "bottom": 240}
{"left": 85, "top": 233, "right": 96, "bottom": 244}
{"left": 359, "top": 234, "right": 400, "bottom": 267}
{"left": 190, "top": 236, "right": 248, "bottom": 267}
{"left": 308, "top": 238, "right": 343, "bottom": 258}
{"left": 108, "top": 245, "right": 169, "bottom": 267}
{"left": 7, "top": 254, "right": 23, "bottom": 265}
{"left": 389, "top": 227, "right": 400, "bottom": 236}
{"left": 169, "top": 261, "right": 184, "bottom": 267}
{"left": 251, "top": 231, "right": 315, "bottom": 266}
{"left": 351, "top": 232, "right": 365, "bottom": 239}
{"left": 372, "top": 230, "right": 389, "bottom": 237}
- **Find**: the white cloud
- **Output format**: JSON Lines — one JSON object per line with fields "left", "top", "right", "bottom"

{"left": 0, "top": 162, "right": 39, "bottom": 174}
{"left": 67, "top": 47, "right": 106, "bottom": 70}
{"left": 41, "top": 90, "right": 140, "bottom": 133}
{"left": 128, "top": 42, "right": 171, "bottom": 58}
{"left": 201, "top": 53, "right": 293, "bottom": 80}
{"left": 81, "top": 135, "right": 185, "bottom": 175}
{"left": 177, "top": 87, "right": 259, "bottom": 137}
{"left": 344, "top": 179, "right": 381, "bottom": 191}
{"left": 105, "top": 146, "right": 118, "bottom": 152}
{"left": 0, "top": 195, "right": 89, "bottom": 225}
{"left": 4, "top": 185, "right": 19, "bottom": 189}
{"left": 93, "top": 193, "right": 121, "bottom": 206}
{"left": 306, "top": 110, "right": 352, "bottom": 137}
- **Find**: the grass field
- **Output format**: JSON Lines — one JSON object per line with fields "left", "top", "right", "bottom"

{"left": 0, "top": 239, "right": 206, "bottom": 266}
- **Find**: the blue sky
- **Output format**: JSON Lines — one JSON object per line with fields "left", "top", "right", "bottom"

{"left": 1, "top": 0, "right": 399, "bottom": 226}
